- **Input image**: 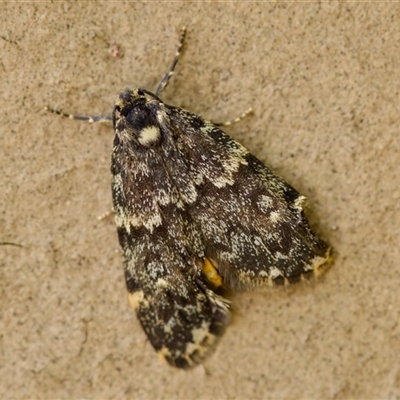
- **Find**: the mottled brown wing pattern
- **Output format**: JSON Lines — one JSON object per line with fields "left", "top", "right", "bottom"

{"left": 111, "top": 89, "right": 331, "bottom": 369}
{"left": 162, "top": 106, "right": 331, "bottom": 289}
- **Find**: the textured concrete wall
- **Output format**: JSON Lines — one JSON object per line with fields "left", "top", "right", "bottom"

{"left": 1, "top": 3, "right": 399, "bottom": 399}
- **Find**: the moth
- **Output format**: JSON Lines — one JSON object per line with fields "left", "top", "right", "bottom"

{"left": 47, "top": 27, "right": 331, "bottom": 369}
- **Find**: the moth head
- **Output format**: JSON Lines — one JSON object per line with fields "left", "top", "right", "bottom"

{"left": 113, "top": 88, "right": 163, "bottom": 148}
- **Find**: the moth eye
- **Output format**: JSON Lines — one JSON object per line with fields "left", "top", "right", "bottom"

{"left": 120, "top": 104, "right": 133, "bottom": 117}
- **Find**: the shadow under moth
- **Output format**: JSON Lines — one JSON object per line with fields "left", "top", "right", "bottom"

{"left": 46, "top": 27, "right": 332, "bottom": 369}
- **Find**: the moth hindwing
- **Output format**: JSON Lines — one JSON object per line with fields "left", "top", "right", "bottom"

{"left": 48, "top": 27, "right": 332, "bottom": 369}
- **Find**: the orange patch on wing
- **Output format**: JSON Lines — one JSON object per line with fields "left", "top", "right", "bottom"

{"left": 201, "top": 257, "right": 223, "bottom": 289}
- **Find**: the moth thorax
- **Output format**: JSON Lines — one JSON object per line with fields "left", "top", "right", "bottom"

{"left": 138, "top": 125, "right": 161, "bottom": 147}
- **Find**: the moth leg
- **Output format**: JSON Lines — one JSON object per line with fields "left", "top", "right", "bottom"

{"left": 0, "top": 241, "right": 23, "bottom": 247}
{"left": 44, "top": 106, "right": 112, "bottom": 123}
{"left": 97, "top": 207, "right": 115, "bottom": 221}
{"left": 212, "top": 107, "right": 253, "bottom": 127}
{"left": 155, "top": 26, "right": 186, "bottom": 96}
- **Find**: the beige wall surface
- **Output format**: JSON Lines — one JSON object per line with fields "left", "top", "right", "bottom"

{"left": 1, "top": 3, "right": 399, "bottom": 399}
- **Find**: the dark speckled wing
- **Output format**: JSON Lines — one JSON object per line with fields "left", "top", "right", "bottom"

{"left": 111, "top": 88, "right": 330, "bottom": 369}
{"left": 111, "top": 90, "right": 231, "bottom": 368}
{"left": 162, "top": 104, "right": 331, "bottom": 290}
